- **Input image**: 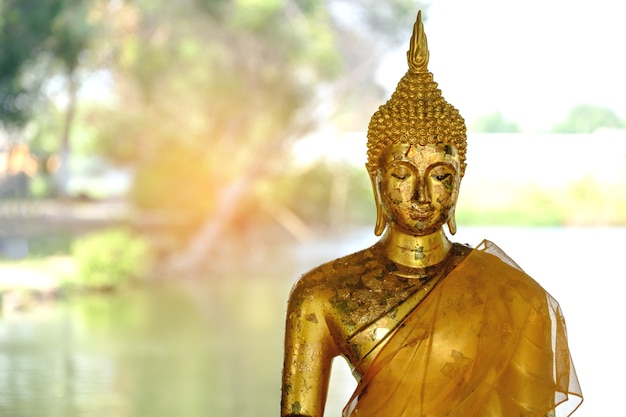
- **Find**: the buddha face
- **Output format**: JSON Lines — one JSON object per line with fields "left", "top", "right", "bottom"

{"left": 374, "top": 143, "right": 461, "bottom": 235}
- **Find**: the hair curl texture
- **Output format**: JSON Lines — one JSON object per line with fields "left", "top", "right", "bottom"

{"left": 366, "top": 71, "right": 467, "bottom": 177}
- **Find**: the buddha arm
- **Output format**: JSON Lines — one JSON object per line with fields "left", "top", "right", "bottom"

{"left": 281, "top": 280, "right": 337, "bottom": 417}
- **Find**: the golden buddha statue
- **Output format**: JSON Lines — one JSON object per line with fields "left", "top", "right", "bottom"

{"left": 281, "top": 11, "right": 583, "bottom": 417}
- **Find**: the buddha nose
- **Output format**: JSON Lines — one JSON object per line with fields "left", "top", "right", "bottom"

{"left": 414, "top": 177, "right": 430, "bottom": 204}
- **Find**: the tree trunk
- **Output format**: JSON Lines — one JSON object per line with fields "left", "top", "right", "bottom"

{"left": 56, "top": 70, "right": 78, "bottom": 198}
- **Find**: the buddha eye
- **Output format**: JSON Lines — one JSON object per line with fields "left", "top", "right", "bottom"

{"left": 433, "top": 173, "right": 451, "bottom": 181}
{"left": 391, "top": 170, "right": 410, "bottom": 180}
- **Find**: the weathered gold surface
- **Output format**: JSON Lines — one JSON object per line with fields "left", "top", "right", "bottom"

{"left": 281, "top": 10, "right": 581, "bottom": 417}
{"left": 281, "top": 139, "right": 468, "bottom": 415}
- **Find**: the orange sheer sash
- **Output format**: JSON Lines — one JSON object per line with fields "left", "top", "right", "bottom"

{"left": 344, "top": 240, "right": 582, "bottom": 417}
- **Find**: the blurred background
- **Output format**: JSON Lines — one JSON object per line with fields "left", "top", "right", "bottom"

{"left": 0, "top": 0, "right": 624, "bottom": 416}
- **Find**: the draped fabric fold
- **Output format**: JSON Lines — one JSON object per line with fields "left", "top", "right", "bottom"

{"left": 343, "top": 240, "right": 582, "bottom": 417}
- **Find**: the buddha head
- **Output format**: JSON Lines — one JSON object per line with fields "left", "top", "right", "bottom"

{"left": 367, "top": 11, "right": 467, "bottom": 237}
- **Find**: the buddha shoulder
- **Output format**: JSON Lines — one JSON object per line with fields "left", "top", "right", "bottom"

{"left": 288, "top": 245, "right": 383, "bottom": 306}
{"left": 286, "top": 244, "right": 420, "bottom": 335}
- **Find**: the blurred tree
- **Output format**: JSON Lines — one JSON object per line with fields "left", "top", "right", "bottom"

{"left": 91, "top": 0, "right": 429, "bottom": 270}
{"left": 0, "top": 0, "right": 65, "bottom": 128}
{"left": 551, "top": 104, "right": 625, "bottom": 133}
{"left": 0, "top": 0, "right": 98, "bottom": 196}
{"left": 48, "top": 0, "right": 98, "bottom": 196}
{"left": 469, "top": 111, "right": 521, "bottom": 133}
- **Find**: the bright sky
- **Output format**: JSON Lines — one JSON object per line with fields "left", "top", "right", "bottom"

{"left": 378, "top": 0, "right": 626, "bottom": 131}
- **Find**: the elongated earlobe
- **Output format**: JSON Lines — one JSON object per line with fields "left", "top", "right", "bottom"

{"left": 374, "top": 202, "right": 386, "bottom": 236}
{"left": 447, "top": 208, "right": 457, "bottom": 235}
{"left": 369, "top": 171, "right": 386, "bottom": 236}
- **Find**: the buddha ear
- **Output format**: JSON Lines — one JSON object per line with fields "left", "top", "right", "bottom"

{"left": 447, "top": 173, "right": 461, "bottom": 235}
{"left": 447, "top": 207, "right": 457, "bottom": 235}
{"left": 369, "top": 169, "right": 386, "bottom": 236}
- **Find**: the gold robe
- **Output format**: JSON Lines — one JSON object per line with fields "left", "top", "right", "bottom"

{"left": 344, "top": 241, "right": 582, "bottom": 417}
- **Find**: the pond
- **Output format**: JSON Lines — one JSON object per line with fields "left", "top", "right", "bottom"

{"left": 0, "top": 226, "right": 623, "bottom": 417}
{"left": 0, "top": 272, "right": 293, "bottom": 417}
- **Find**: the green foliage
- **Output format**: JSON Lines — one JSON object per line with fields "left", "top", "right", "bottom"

{"left": 48, "top": 0, "right": 95, "bottom": 72}
{"left": 0, "top": 0, "right": 95, "bottom": 128}
{"left": 469, "top": 112, "right": 521, "bottom": 133}
{"left": 0, "top": 0, "right": 63, "bottom": 126}
{"left": 552, "top": 104, "right": 625, "bottom": 133}
{"left": 70, "top": 228, "right": 152, "bottom": 290}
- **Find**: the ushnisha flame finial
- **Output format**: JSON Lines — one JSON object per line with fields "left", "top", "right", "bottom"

{"left": 407, "top": 10, "right": 429, "bottom": 73}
